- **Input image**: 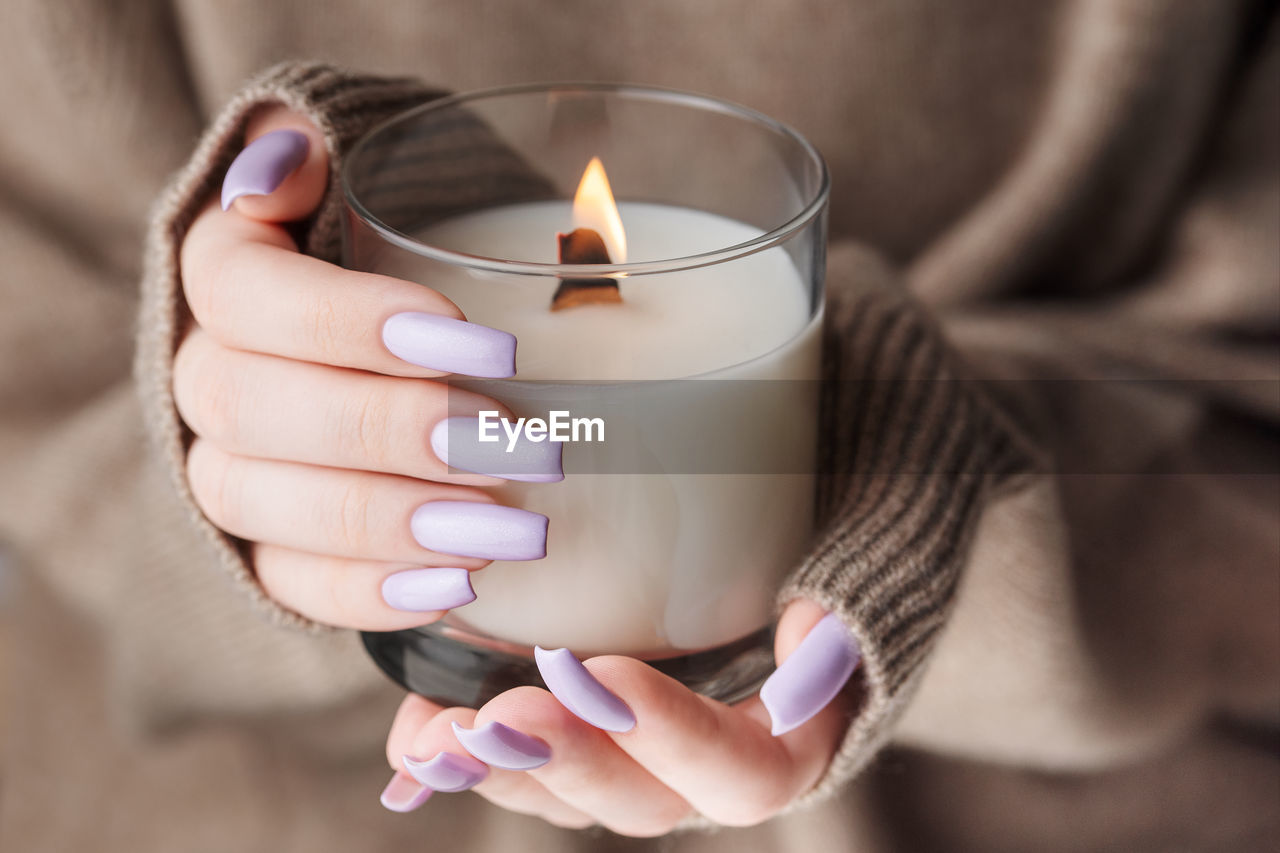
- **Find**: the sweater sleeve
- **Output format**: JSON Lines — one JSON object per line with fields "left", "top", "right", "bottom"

{"left": 777, "top": 242, "right": 1039, "bottom": 809}
{"left": 136, "top": 62, "right": 446, "bottom": 628}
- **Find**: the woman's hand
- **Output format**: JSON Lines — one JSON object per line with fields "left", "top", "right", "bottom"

{"left": 179, "top": 107, "right": 860, "bottom": 832}
{"left": 174, "top": 106, "right": 560, "bottom": 631}
{"left": 382, "top": 600, "right": 861, "bottom": 835}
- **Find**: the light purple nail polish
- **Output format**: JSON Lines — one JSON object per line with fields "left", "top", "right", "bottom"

{"left": 431, "top": 416, "right": 564, "bottom": 483}
{"left": 380, "top": 771, "right": 433, "bottom": 812}
{"left": 534, "top": 646, "right": 635, "bottom": 733}
{"left": 383, "top": 312, "right": 517, "bottom": 378}
{"left": 381, "top": 567, "right": 476, "bottom": 612}
{"left": 760, "top": 612, "right": 861, "bottom": 736}
{"left": 402, "top": 751, "right": 489, "bottom": 793}
{"left": 451, "top": 720, "right": 551, "bottom": 771}
{"left": 220, "top": 129, "right": 309, "bottom": 210}
{"left": 411, "top": 501, "right": 547, "bottom": 561}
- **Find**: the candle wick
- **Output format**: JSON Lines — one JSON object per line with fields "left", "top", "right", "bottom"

{"left": 551, "top": 228, "right": 622, "bottom": 311}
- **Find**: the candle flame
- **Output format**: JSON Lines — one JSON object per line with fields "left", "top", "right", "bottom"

{"left": 572, "top": 157, "right": 627, "bottom": 263}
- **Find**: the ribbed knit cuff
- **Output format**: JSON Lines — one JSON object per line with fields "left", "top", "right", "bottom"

{"left": 135, "top": 62, "right": 444, "bottom": 629}
{"left": 778, "top": 247, "right": 1036, "bottom": 811}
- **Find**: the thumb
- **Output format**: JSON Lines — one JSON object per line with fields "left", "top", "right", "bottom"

{"left": 221, "top": 105, "right": 329, "bottom": 223}
{"left": 761, "top": 600, "right": 862, "bottom": 736}
{"left": 774, "top": 598, "right": 835, "bottom": 661}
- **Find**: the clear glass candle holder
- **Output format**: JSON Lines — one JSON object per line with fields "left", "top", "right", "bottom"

{"left": 343, "top": 83, "right": 828, "bottom": 707}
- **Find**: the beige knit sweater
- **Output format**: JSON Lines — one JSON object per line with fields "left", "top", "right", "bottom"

{"left": 1, "top": 1, "right": 1276, "bottom": 849}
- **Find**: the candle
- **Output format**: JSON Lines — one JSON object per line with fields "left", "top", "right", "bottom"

{"left": 397, "top": 163, "right": 821, "bottom": 656}
{"left": 418, "top": 202, "right": 814, "bottom": 380}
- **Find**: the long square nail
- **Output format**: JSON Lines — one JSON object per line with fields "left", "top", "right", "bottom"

{"left": 381, "top": 567, "right": 476, "bottom": 612}
{"left": 535, "top": 646, "right": 635, "bottom": 733}
{"left": 451, "top": 721, "right": 551, "bottom": 770}
{"left": 403, "top": 751, "right": 489, "bottom": 792}
{"left": 221, "top": 129, "right": 309, "bottom": 209}
{"left": 380, "top": 771, "right": 433, "bottom": 812}
{"left": 383, "top": 312, "right": 516, "bottom": 378}
{"left": 760, "top": 612, "right": 860, "bottom": 736}
{"left": 411, "top": 501, "right": 547, "bottom": 561}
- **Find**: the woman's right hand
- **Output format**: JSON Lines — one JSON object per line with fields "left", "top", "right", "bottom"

{"left": 173, "top": 106, "right": 559, "bottom": 631}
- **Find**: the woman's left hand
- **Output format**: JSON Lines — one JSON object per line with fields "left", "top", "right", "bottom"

{"left": 380, "top": 599, "right": 860, "bottom": 836}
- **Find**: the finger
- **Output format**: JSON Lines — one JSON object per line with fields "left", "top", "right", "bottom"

{"left": 571, "top": 652, "right": 848, "bottom": 827}
{"left": 468, "top": 687, "right": 691, "bottom": 837}
{"left": 759, "top": 600, "right": 862, "bottom": 735}
{"left": 400, "top": 705, "right": 595, "bottom": 829}
{"left": 380, "top": 694, "right": 446, "bottom": 813}
{"left": 172, "top": 330, "right": 559, "bottom": 484}
{"left": 386, "top": 693, "right": 445, "bottom": 769}
{"left": 222, "top": 105, "right": 329, "bottom": 221}
{"left": 186, "top": 440, "right": 548, "bottom": 564}
{"left": 385, "top": 695, "right": 593, "bottom": 829}
{"left": 252, "top": 544, "right": 476, "bottom": 631}
{"left": 379, "top": 771, "right": 434, "bottom": 813}
{"left": 180, "top": 201, "right": 514, "bottom": 379}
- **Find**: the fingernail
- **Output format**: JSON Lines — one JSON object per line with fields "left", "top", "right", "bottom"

{"left": 402, "top": 751, "right": 489, "bottom": 793}
{"left": 221, "top": 129, "right": 310, "bottom": 210}
{"left": 451, "top": 720, "right": 551, "bottom": 770}
{"left": 534, "top": 646, "right": 635, "bottom": 733}
{"left": 383, "top": 312, "right": 517, "bottom": 378}
{"left": 379, "top": 770, "right": 433, "bottom": 812}
{"left": 431, "top": 416, "right": 564, "bottom": 483}
{"left": 411, "top": 501, "right": 547, "bottom": 561}
{"left": 760, "top": 612, "right": 861, "bottom": 736}
{"left": 381, "top": 567, "right": 476, "bottom": 612}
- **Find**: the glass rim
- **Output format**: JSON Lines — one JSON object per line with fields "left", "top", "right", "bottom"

{"left": 341, "top": 81, "right": 830, "bottom": 277}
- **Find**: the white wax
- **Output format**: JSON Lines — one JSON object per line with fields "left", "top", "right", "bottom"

{"left": 417, "top": 202, "right": 811, "bottom": 380}
{"left": 407, "top": 202, "right": 821, "bottom": 654}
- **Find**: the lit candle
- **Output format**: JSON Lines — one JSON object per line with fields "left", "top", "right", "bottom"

{"left": 409, "top": 160, "right": 821, "bottom": 654}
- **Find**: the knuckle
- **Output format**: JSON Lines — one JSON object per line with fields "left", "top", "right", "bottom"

{"left": 334, "top": 383, "right": 395, "bottom": 468}
{"left": 178, "top": 219, "right": 215, "bottom": 321}
{"left": 171, "top": 332, "right": 206, "bottom": 428}
{"left": 325, "top": 557, "right": 375, "bottom": 628}
{"left": 253, "top": 546, "right": 308, "bottom": 614}
{"left": 483, "top": 687, "right": 565, "bottom": 731}
{"left": 184, "top": 235, "right": 245, "bottom": 331}
{"left": 251, "top": 544, "right": 286, "bottom": 595}
{"left": 412, "top": 707, "right": 474, "bottom": 757}
{"left": 180, "top": 342, "right": 244, "bottom": 444}
{"left": 186, "top": 441, "right": 245, "bottom": 533}
{"left": 301, "top": 292, "right": 356, "bottom": 364}
{"left": 328, "top": 478, "right": 376, "bottom": 554}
